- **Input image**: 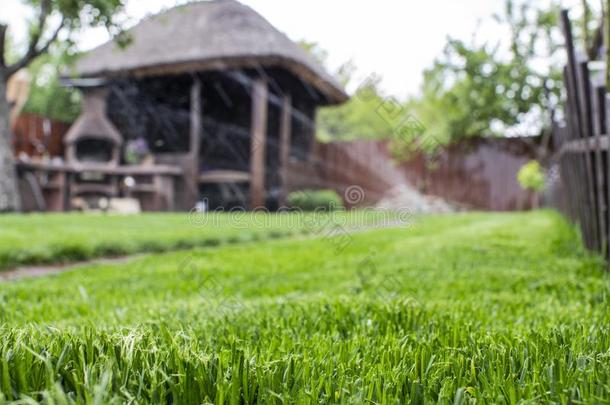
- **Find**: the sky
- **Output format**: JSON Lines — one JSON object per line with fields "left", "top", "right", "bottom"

{"left": 1, "top": 0, "right": 584, "bottom": 98}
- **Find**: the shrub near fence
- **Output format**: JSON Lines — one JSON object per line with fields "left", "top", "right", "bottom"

{"left": 554, "top": 10, "right": 610, "bottom": 259}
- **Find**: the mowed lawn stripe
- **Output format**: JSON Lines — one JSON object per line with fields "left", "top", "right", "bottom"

{"left": 0, "top": 211, "right": 396, "bottom": 271}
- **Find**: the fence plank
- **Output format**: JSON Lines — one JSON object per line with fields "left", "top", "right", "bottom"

{"left": 606, "top": 93, "right": 610, "bottom": 259}
{"left": 592, "top": 85, "right": 607, "bottom": 257}
{"left": 563, "top": 66, "right": 592, "bottom": 248}
{"left": 560, "top": 11, "right": 584, "bottom": 140}
{"left": 575, "top": 60, "right": 600, "bottom": 251}
{"left": 560, "top": 11, "right": 599, "bottom": 250}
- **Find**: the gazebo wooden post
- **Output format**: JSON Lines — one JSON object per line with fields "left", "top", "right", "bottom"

{"left": 308, "top": 107, "right": 317, "bottom": 157}
{"left": 186, "top": 75, "right": 202, "bottom": 209}
{"left": 279, "top": 94, "right": 292, "bottom": 206}
{"left": 190, "top": 75, "right": 202, "bottom": 161}
{"left": 250, "top": 77, "right": 268, "bottom": 208}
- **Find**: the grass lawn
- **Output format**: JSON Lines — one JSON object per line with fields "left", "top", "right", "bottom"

{"left": 0, "top": 210, "right": 394, "bottom": 270}
{"left": 0, "top": 211, "right": 609, "bottom": 403}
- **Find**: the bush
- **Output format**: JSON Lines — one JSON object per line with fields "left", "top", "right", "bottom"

{"left": 286, "top": 189, "right": 343, "bottom": 211}
{"left": 517, "top": 160, "right": 545, "bottom": 191}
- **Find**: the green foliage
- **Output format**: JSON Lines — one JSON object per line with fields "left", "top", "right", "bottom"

{"left": 25, "top": 0, "right": 126, "bottom": 33}
{"left": 518, "top": 160, "right": 546, "bottom": 191}
{"left": 299, "top": 40, "right": 329, "bottom": 67}
{"left": 0, "top": 212, "right": 608, "bottom": 402}
{"left": 392, "top": 0, "right": 566, "bottom": 157}
{"left": 312, "top": 0, "right": 578, "bottom": 157}
{"left": 2, "top": 32, "right": 20, "bottom": 66}
{"left": 23, "top": 48, "right": 81, "bottom": 122}
{"left": 1, "top": 1, "right": 127, "bottom": 124}
{"left": 286, "top": 189, "right": 344, "bottom": 211}
{"left": 2, "top": 1, "right": 127, "bottom": 70}
{"left": 298, "top": 41, "right": 405, "bottom": 142}
{"left": 318, "top": 75, "right": 412, "bottom": 142}
{"left": 11, "top": 1, "right": 130, "bottom": 122}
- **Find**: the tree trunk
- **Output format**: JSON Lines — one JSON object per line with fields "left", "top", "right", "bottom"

{"left": 531, "top": 191, "right": 540, "bottom": 210}
{"left": 0, "top": 70, "right": 21, "bottom": 212}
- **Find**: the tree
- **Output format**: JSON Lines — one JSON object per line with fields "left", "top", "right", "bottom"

{"left": 579, "top": 0, "right": 604, "bottom": 60}
{"left": 318, "top": 74, "right": 407, "bottom": 141}
{"left": 517, "top": 160, "right": 545, "bottom": 208}
{"left": 0, "top": 0, "right": 126, "bottom": 212}
{"left": 23, "top": 45, "right": 82, "bottom": 123}
{"left": 298, "top": 41, "right": 406, "bottom": 142}
{"left": 394, "top": 0, "right": 567, "bottom": 160}
{"left": 388, "top": 0, "right": 610, "bottom": 163}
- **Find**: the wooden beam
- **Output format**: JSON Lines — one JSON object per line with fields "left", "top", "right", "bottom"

{"left": 250, "top": 78, "right": 268, "bottom": 208}
{"left": 119, "top": 56, "right": 348, "bottom": 105}
{"left": 279, "top": 94, "right": 292, "bottom": 206}
{"left": 592, "top": 85, "right": 607, "bottom": 257}
{"left": 606, "top": 93, "right": 610, "bottom": 261}
{"left": 190, "top": 75, "right": 202, "bottom": 159}
{"left": 561, "top": 134, "right": 610, "bottom": 153}
{"left": 561, "top": 10, "right": 601, "bottom": 252}
{"left": 576, "top": 61, "right": 601, "bottom": 251}
{"left": 0, "top": 24, "right": 7, "bottom": 68}
{"left": 179, "top": 75, "right": 202, "bottom": 210}
{"left": 306, "top": 105, "right": 317, "bottom": 159}
{"left": 560, "top": 10, "right": 584, "bottom": 140}
{"left": 562, "top": 68, "right": 586, "bottom": 232}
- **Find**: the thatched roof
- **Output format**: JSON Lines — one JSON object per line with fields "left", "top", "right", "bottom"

{"left": 75, "top": 0, "right": 348, "bottom": 104}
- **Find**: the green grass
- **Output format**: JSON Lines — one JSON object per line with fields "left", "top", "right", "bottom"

{"left": 0, "top": 211, "right": 609, "bottom": 403}
{"left": 0, "top": 211, "right": 393, "bottom": 271}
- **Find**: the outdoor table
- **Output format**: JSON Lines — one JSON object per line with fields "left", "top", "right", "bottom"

{"left": 16, "top": 160, "right": 183, "bottom": 212}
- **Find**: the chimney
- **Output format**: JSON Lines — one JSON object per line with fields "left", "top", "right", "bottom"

{"left": 64, "top": 86, "right": 123, "bottom": 165}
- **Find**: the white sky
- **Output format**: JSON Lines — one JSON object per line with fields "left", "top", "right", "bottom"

{"left": 1, "top": 0, "right": 585, "bottom": 98}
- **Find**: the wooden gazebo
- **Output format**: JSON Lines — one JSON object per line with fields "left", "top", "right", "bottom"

{"left": 68, "top": 0, "right": 348, "bottom": 210}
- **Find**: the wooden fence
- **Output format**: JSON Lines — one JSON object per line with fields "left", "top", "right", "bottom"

{"left": 286, "top": 140, "right": 409, "bottom": 207}
{"left": 553, "top": 10, "right": 610, "bottom": 257}
{"left": 400, "top": 137, "right": 537, "bottom": 211}
{"left": 286, "top": 137, "right": 536, "bottom": 210}
{"left": 12, "top": 112, "right": 69, "bottom": 158}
